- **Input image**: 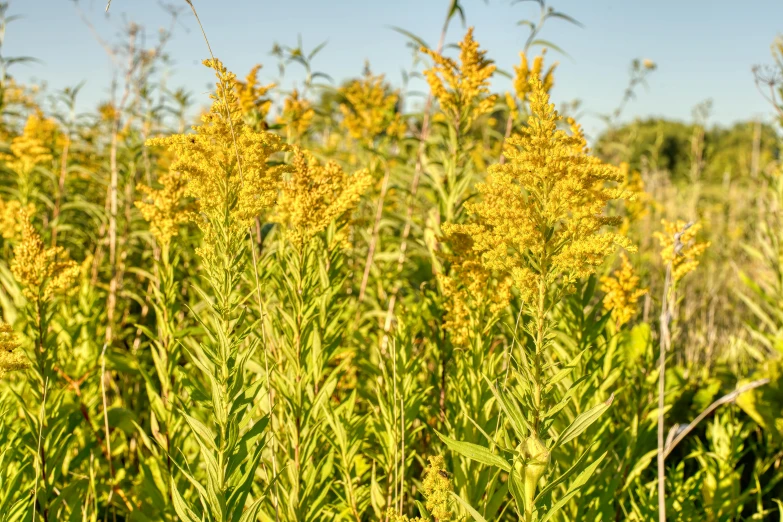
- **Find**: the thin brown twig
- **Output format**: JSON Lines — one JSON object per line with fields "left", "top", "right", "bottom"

{"left": 354, "top": 162, "right": 391, "bottom": 323}
{"left": 664, "top": 378, "right": 769, "bottom": 459}
{"left": 657, "top": 258, "right": 671, "bottom": 522}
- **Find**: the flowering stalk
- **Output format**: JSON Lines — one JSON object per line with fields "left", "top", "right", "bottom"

{"left": 420, "top": 27, "right": 497, "bottom": 227}
{"left": 268, "top": 150, "right": 370, "bottom": 520}
{"left": 10, "top": 212, "right": 79, "bottom": 521}
{"left": 440, "top": 75, "right": 633, "bottom": 520}
{"left": 653, "top": 220, "right": 709, "bottom": 522}
{"left": 146, "top": 58, "right": 288, "bottom": 521}
{"left": 500, "top": 48, "right": 557, "bottom": 165}
{"left": 420, "top": 31, "right": 503, "bottom": 471}
{"left": 135, "top": 169, "right": 191, "bottom": 511}
{"left": 0, "top": 111, "right": 57, "bottom": 205}
{"left": 600, "top": 252, "right": 648, "bottom": 328}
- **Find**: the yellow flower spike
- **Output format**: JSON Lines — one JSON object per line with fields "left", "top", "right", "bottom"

{"left": 654, "top": 219, "right": 710, "bottom": 284}
{"left": 235, "top": 63, "right": 275, "bottom": 122}
{"left": 618, "top": 163, "right": 649, "bottom": 234}
{"left": 275, "top": 149, "right": 372, "bottom": 249}
{"left": 439, "top": 230, "right": 512, "bottom": 346}
{"left": 276, "top": 89, "right": 315, "bottom": 137}
{"left": 2, "top": 79, "right": 37, "bottom": 112}
{"left": 505, "top": 91, "right": 519, "bottom": 122}
{"left": 98, "top": 102, "right": 118, "bottom": 123}
{"left": 11, "top": 211, "right": 79, "bottom": 303}
{"left": 513, "top": 50, "right": 530, "bottom": 100}
{"left": 513, "top": 49, "right": 558, "bottom": 104}
{"left": 338, "top": 71, "right": 404, "bottom": 144}
{"left": 1, "top": 110, "right": 59, "bottom": 177}
{"left": 445, "top": 74, "right": 634, "bottom": 302}
{"left": 0, "top": 198, "right": 36, "bottom": 240}
{"left": 421, "top": 27, "right": 497, "bottom": 129}
{"left": 147, "top": 58, "right": 289, "bottom": 252}
{"left": 0, "top": 323, "right": 28, "bottom": 377}
{"left": 600, "top": 252, "right": 648, "bottom": 327}
{"left": 135, "top": 170, "right": 192, "bottom": 248}
{"left": 421, "top": 456, "right": 455, "bottom": 521}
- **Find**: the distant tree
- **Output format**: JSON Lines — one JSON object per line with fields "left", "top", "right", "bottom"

{"left": 596, "top": 118, "right": 780, "bottom": 183}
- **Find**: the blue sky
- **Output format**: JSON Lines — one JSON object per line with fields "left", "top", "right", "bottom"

{"left": 7, "top": 0, "right": 783, "bottom": 139}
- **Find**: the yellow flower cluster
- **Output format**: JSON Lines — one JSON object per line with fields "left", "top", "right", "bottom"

{"left": 439, "top": 231, "right": 511, "bottom": 346}
{"left": 505, "top": 91, "right": 520, "bottom": 123}
{"left": 385, "top": 510, "right": 424, "bottom": 522}
{"left": 277, "top": 89, "right": 315, "bottom": 137}
{"left": 1, "top": 111, "right": 58, "bottom": 176}
{"left": 512, "top": 49, "right": 557, "bottom": 104}
{"left": 275, "top": 150, "right": 371, "bottom": 249}
{"left": 98, "top": 102, "right": 118, "bottom": 123}
{"left": 135, "top": 171, "right": 191, "bottom": 248}
{"left": 421, "top": 28, "right": 497, "bottom": 129}
{"left": 421, "top": 456, "right": 454, "bottom": 521}
{"left": 618, "top": 162, "right": 649, "bottom": 234}
{"left": 0, "top": 198, "right": 35, "bottom": 240}
{"left": 0, "top": 323, "right": 27, "bottom": 376}
{"left": 147, "top": 59, "right": 289, "bottom": 247}
{"left": 235, "top": 64, "right": 274, "bottom": 123}
{"left": 445, "top": 76, "right": 633, "bottom": 303}
{"left": 338, "top": 72, "right": 405, "bottom": 143}
{"left": 2, "top": 79, "right": 37, "bottom": 109}
{"left": 654, "top": 219, "right": 710, "bottom": 283}
{"left": 12, "top": 213, "right": 79, "bottom": 303}
{"left": 600, "top": 252, "right": 648, "bottom": 327}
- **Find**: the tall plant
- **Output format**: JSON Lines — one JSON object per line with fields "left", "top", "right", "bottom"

{"left": 440, "top": 75, "right": 634, "bottom": 521}
{"left": 146, "top": 58, "right": 288, "bottom": 521}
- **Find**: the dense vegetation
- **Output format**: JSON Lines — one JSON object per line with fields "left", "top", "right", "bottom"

{"left": 0, "top": 1, "right": 782, "bottom": 521}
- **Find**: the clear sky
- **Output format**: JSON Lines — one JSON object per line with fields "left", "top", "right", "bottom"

{"left": 7, "top": 0, "right": 783, "bottom": 139}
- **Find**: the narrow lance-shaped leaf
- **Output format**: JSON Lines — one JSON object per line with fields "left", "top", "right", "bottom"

{"left": 436, "top": 431, "right": 511, "bottom": 472}
{"left": 551, "top": 394, "right": 614, "bottom": 451}
{"left": 539, "top": 452, "right": 608, "bottom": 522}
{"left": 451, "top": 491, "right": 489, "bottom": 522}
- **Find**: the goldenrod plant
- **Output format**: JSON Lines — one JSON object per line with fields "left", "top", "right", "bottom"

{"left": 145, "top": 58, "right": 289, "bottom": 521}
{"left": 0, "top": 1, "right": 780, "bottom": 521}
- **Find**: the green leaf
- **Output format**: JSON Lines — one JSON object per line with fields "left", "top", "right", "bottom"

{"left": 448, "top": 0, "right": 466, "bottom": 26}
{"left": 237, "top": 496, "right": 265, "bottom": 522}
{"left": 552, "top": 394, "right": 614, "bottom": 451}
{"left": 389, "top": 26, "right": 429, "bottom": 49}
{"left": 106, "top": 407, "right": 138, "bottom": 435}
{"left": 539, "top": 452, "right": 607, "bottom": 522}
{"left": 508, "top": 470, "right": 527, "bottom": 517}
{"left": 436, "top": 431, "right": 511, "bottom": 472}
{"left": 622, "top": 449, "right": 658, "bottom": 490}
{"left": 171, "top": 482, "right": 200, "bottom": 522}
{"left": 535, "top": 443, "right": 596, "bottom": 502}
{"left": 529, "top": 39, "right": 569, "bottom": 57}
{"left": 451, "top": 491, "right": 488, "bottom": 522}
{"left": 181, "top": 411, "right": 217, "bottom": 452}
{"left": 415, "top": 500, "right": 432, "bottom": 520}
{"left": 582, "top": 275, "right": 597, "bottom": 306}
{"left": 517, "top": 20, "right": 536, "bottom": 30}
{"left": 546, "top": 11, "right": 583, "bottom": 28}
{"left": 485, "top": 376, "right": 530, "bottom": 439}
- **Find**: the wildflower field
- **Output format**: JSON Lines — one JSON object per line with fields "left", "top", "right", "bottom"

{"left": 1, "top": 0, "right": 783, "bottom": 520}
